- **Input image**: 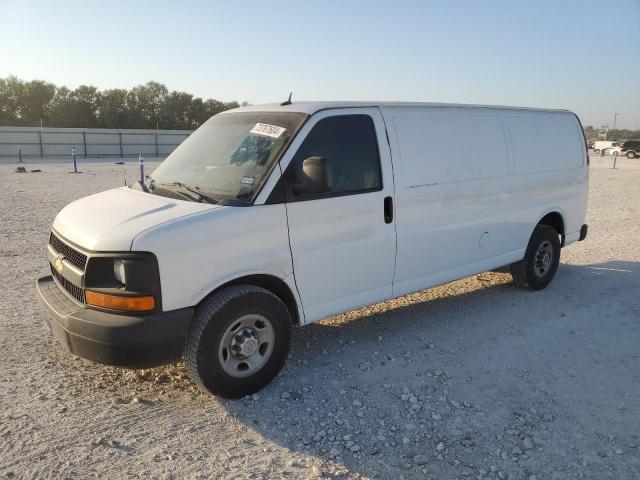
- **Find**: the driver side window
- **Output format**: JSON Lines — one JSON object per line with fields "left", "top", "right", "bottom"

{"left": 283, "top": 114, "right": 382, "bottom": 202}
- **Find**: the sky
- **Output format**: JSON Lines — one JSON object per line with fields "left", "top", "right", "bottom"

{"left": 1, "top": 0, "right": 639, "bottom": 129}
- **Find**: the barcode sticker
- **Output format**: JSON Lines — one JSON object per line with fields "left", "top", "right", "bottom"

{"left": 250, "top": 123, "right": 286, "bottom": 139}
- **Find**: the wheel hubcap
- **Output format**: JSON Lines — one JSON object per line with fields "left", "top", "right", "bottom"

{"left": 218, "top": 314, "right": 275, "bottom": 378}
{"left": 534, "top": 240, "right": 554, "bottom": 278}
{"left": 230, "top": 329, "right": 259, "bottom": 357}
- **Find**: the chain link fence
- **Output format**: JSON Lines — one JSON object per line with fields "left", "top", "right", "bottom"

{"left": 0, "top": 126, "right": 192, "bottom": 160}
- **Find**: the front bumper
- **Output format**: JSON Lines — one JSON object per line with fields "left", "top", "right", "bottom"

{"left": 36, "top": 275, "right": 193, "bottom": 368}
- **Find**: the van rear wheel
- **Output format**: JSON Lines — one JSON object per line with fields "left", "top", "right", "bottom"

{"left": 510, "top": 225, "right": 560, "bottom": 290}
{"left": 627, "top": 151, "right": 636, "bottom": 159}
{"left": 184, "top": 285, "right": 292, "bottom": 398}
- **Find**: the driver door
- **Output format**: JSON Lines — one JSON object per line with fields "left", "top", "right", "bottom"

{"left": 275, "top": 108, "right": 396, "bottom": 322}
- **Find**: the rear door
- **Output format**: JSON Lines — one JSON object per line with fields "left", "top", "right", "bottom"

{"left": 275, "top": 108, "right": 396, "bottom": 322}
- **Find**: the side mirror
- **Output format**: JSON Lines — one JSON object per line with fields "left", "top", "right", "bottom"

{"left": 292, "top": 156, "right": 333, "bottom": 196}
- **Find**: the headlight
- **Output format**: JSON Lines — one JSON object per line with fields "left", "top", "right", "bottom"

{"left": 113, "top": 259, "right": 126, "bottom": 285}
{"left": 84, "top": 252, "right": 161, "bottom": 312}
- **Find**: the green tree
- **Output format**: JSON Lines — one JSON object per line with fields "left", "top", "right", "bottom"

{"left": 204, "top": 98, "right": 226, "bottom": 118}
{"left": 47, "top": 85, "right": 101, "bottom": 127}
{"left": 20, "top": 80, "right": 56, "bottom": 126}
{"left": 71, "top": 85, "right": 101, "bottom": 127}
{"left": 190, "top": 97, "right": 206, "bottom": 128}
{"left": 0, "top": 76, "right": 25, "bottom": 124}
{"left": 161, "top": 91, "right": 194, "bottom": 129}
{"left": 128, "top": 81, "right": 168, "bottom": 129}
{"left": 1, "top": 75, "right": 243, "bottom": 128}
{"left": 98, "top": 88, "right": 129, "bottom": 128}
{"left": 48, "top": 87, "right": 74, "bottom": 127}
{"left": 224, "top": 101, "right": 241, "bottom": 110}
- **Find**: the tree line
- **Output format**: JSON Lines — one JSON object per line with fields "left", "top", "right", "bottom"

{"left": 3, "top": 76, "right": 639, "bottom": 139}
{"left": 0, "top": 76, "right": 247, "bottom": 130}
{"left": 582, "top": 125, "right": 640, "bottom": 143}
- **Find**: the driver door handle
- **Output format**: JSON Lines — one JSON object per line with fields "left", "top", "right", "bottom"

{"left": 384, "top": 196, "right": 393, "bottom": 224}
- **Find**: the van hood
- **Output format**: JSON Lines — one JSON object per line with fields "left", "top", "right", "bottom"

{"left": 53, "top": 187, "right": 218, "bottom": 251}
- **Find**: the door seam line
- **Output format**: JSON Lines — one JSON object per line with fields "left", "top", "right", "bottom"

{"left": 278, "top": 161, "right": 307, "bottom": 325}
{"left": 378, "top": 107, "right": 399, "bottom": 299}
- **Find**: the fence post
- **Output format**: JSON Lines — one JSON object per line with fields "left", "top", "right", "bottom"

{"left": 72, "top": 147, "right": 78, "bottom": 173}
{"left": 119, "top": 132, "right": 123, "bottom": 158}
{"left": 83, "top": 131, "right": 87, "bottom": 158}
{"left": 139, "top": 153, "right": 144, "bottom": 183}
{"left": 38, "top": 130, "right": 44, "bottom": 158}
{"left": 155, "top": 133, "right": 159, "bottom": 159}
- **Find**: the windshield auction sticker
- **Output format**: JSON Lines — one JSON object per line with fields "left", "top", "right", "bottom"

{"left": 250, "top": 123, "right": 286, "bottom": 139}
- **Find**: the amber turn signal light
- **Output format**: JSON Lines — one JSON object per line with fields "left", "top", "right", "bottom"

{"left": 86, "top": 291, "right": 155, "bottom": 312}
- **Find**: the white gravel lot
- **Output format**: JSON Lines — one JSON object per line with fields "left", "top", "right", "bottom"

{"left": 0, "top": 154, "right": 639, "bottom": 479}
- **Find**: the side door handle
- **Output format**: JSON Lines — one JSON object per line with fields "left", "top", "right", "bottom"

{"left": 384, "top": 196, "right": 393, "bottom": 224}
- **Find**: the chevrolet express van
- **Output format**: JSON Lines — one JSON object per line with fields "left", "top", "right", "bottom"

{"left": 37, "top": 101, "right": 589, "bottom": 398}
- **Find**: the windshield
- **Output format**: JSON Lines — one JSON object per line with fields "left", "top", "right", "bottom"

{"left": 150, "top": 112, "right": 306, "bottom": 204}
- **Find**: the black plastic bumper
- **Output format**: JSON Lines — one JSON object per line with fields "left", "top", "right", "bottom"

{"left": 36, "top": 275, "right": 194, "bottom": 368}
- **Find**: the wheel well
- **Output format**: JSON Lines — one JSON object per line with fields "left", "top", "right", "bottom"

{"left": 538, "top": 212, "right": 565, "bottom": 245}
{"left": 221, "top": 274, "right": 301, "bottom": 326}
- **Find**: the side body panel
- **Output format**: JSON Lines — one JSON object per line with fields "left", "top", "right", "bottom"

{"left": 502, "top": 111, "right": 588, "bottom": 245}
{"left": 382, "top": 106, "right": 587, "bottom": 298}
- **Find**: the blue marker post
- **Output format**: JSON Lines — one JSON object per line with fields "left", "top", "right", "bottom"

{"left": 71, "top": 147, "right": 78, "bottom": 173}
{"left": 139, "top": 153, "right": 144, "bottom": 183}
{"left": 17, "top": 145, "right": 23, "bottom": 163}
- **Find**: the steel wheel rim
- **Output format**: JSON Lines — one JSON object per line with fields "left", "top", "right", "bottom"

{"left": 218, "top": 313, "right": 275, "bottom": 378}
{"left": 534, "top": 240, "right": 554, "bottom": 278}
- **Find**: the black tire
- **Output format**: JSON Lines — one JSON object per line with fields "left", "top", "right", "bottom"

{"left": 626, "top": 151, "right": 637, "bottom": 159}
{"left": 185, "top": 284, "right": 292, "bottom": 398}
{"left": 510, "top": 225, "right": 561, "bottom": 291}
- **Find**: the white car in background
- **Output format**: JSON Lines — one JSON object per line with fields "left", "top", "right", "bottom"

{"left": 593, "top": 141, "right": 621, "bottom": 154}
{"left": 605, "top": 145, "right": 622, "bottom": 156}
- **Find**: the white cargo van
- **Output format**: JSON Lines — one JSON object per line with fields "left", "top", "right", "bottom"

{"left": 37, "top": 102, "right": 589, "bottom": 398}
{"left": 593, "top": 140, "right": 618, "bottom": 153}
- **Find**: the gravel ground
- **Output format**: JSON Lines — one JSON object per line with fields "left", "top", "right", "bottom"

{"left": 1, "top": 155, "right": 639, "bottom": 480}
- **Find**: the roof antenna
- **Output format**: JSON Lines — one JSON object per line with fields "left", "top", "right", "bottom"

{"left": 281, "top": 92, "right": 292, "bottom": 106}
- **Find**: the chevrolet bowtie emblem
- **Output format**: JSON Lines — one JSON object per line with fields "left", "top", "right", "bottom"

{"left": 54, "top": 253, "right": 65, "bottom": 274}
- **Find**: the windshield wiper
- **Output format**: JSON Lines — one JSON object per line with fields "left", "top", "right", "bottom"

{"left": 159, "top": 181, "right": 218, "bottom": 204}
{"left": 143, "top": 175, "right": 156, "bottom": 192}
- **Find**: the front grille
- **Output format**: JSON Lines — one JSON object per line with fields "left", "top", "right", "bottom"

{"left": 51, "top": 265, "right": 85, "bottom": 304}
{"left": 49, "top": 233, "right": 87, "bottom": 270}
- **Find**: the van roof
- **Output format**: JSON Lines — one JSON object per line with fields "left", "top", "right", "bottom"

{"left": 225, "top": 101, "right": 574, "bottom": 116}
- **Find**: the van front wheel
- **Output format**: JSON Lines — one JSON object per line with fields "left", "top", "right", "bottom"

{"left": 184, "top": 285, "right": 292, "bottom": 398}
{"left": 510, "top": 225, "right": 560, "bottom": 290}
